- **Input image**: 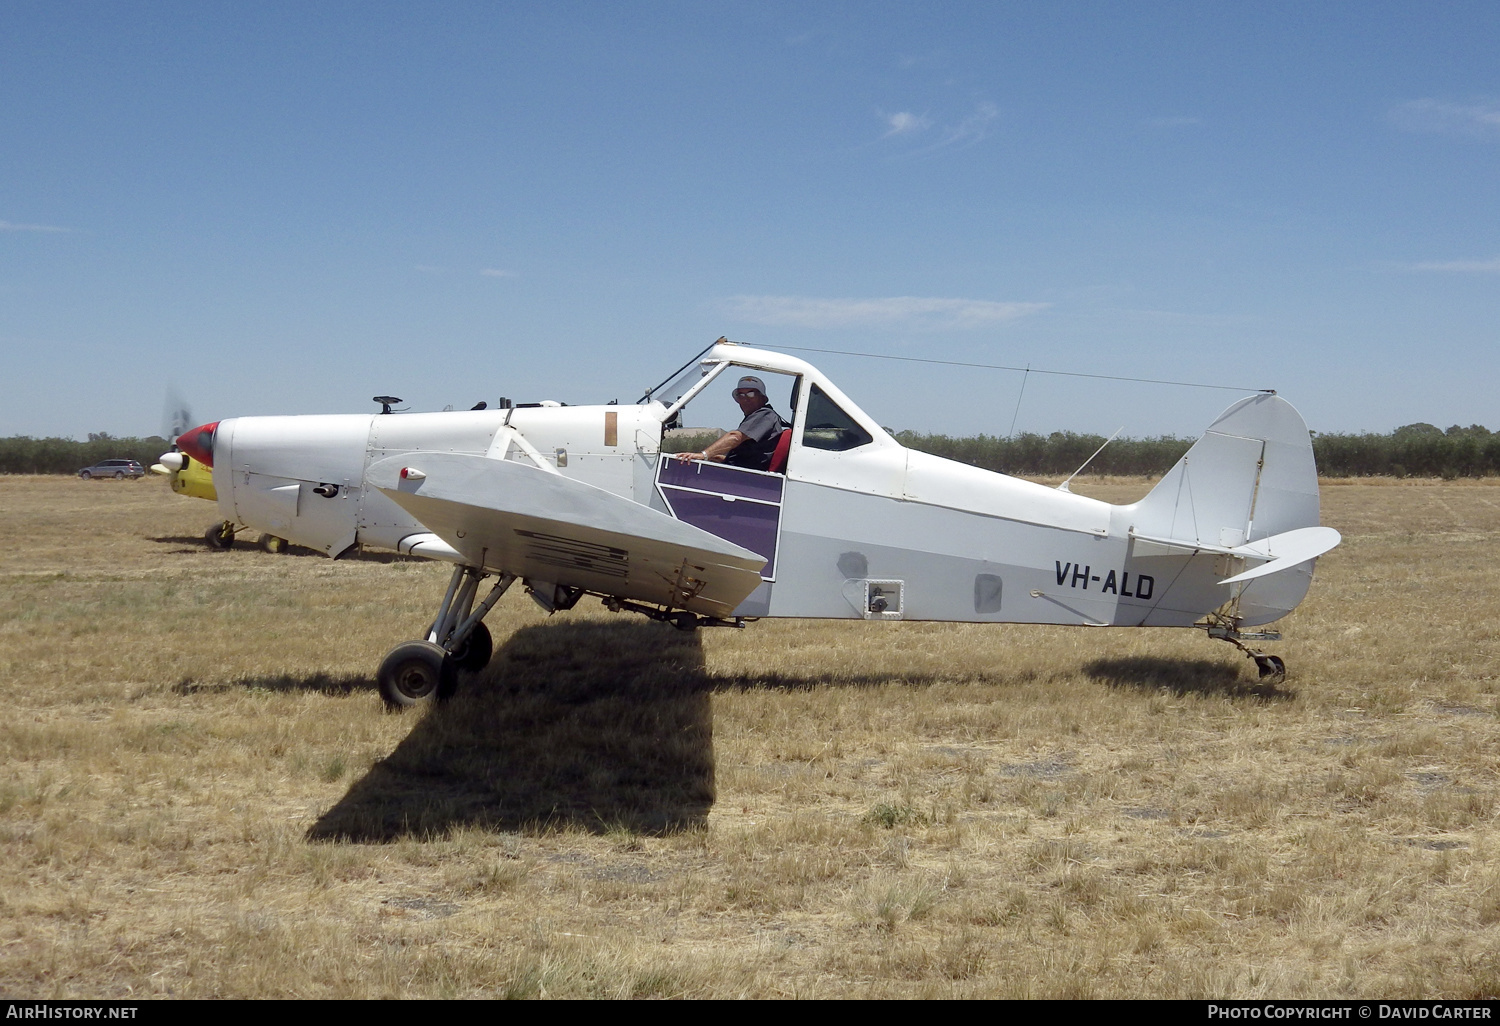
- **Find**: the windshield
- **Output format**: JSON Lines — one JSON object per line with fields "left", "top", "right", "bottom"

{"left": 649, "top": 359, "right": 717, "bottom": 408}
{"left": 640, "top": 339, "right": 724, "bottom": 405}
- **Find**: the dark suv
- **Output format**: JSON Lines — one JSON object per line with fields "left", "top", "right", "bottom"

{"left": 79, "top": 459, "right": 146, "bottom": 480}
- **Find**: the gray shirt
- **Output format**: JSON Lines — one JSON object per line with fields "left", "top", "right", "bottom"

{"left": 726, "top": 404, "right": 786, "bottom": 470}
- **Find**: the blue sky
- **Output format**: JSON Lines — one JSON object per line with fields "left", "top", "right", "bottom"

{"left": 2, "top": 1, "right": 1497, "bottom": 441}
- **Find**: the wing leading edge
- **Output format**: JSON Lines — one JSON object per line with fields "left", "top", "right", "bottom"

{"left": 367, "top": 452, "right": 766, "bottom": 617}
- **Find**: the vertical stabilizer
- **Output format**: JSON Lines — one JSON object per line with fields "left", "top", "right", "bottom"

{"left": 1118, "top": 394, "right": 1324, "bottom": 627}
{"left": 1130, "top": 394, "right": 1320, "bottom": 546}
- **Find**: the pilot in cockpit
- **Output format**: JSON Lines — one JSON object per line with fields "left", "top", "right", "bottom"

{"left": 673, "top": 375, "right": 787, "bottom": 471}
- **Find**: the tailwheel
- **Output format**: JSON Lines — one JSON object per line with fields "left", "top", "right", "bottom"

{"left": 1253, "top": 653, "right": 1286, "bottom": 679}
{"left": 205, "top": 521, "right": 236, "bottom": 550}
{"left": 1205, "top": 624, "right": 1287, "bottom": 681}
{"left": 377, "top": 640, "right": 455, "bottom": 710}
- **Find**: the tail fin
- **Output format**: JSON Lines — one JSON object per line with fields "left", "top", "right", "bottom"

{"left": 1133, "top": 393, "right": 1321, "bottom": 547}
{"left": 1120, "top": 394, "right": 1331, "bottom": 627}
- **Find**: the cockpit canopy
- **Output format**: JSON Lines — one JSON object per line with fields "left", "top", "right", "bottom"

{"left": 643, "top": 341, "right": 891, "bottom": 456}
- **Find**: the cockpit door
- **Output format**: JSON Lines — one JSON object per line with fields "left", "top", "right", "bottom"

{"left": 655, "top": 459, "right": 784, "bottom": 580}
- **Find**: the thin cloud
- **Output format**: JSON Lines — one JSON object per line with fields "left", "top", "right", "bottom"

{"left": 1389, "top": 98, "right": 1500, "bottom": 139}
{"left": 723, "top": 294, "right": 1048, "bottom": 331}
{"left": 879, "top": 110, "right": 931, "bottom": 138}
{"left": 0, "top": 220, "right": 70, "bottom": 233}
{"left": 479, "top": 268, "right": 515, "bottom": 278}
{"left": 1408, "top": 257, "right": 1500, "bottom": 273}
{"left": 878, "top": 101, "right": 999, "bottom": 152}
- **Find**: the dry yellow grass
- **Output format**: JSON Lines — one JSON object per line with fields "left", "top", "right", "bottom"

{"left": 1, "top": 473, "right": 1498, "bottom": 998}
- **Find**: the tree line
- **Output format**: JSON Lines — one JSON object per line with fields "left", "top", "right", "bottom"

{"left": 0, "top": 433, "right": 173, "bottom": 475}
{"left": 2, "top": 422, "right": 1496, "bottom": 478}
{"left": 894, "top": 422, "right": 1499, "bottom": 479}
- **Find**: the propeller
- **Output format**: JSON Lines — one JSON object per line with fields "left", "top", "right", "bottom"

{"left": 153, "top": 388, "right": 196, "bottom": 475}
{"left": 162, "top": 387, "right": 194, "bottom": 442}
{"left": 149, "top": 388, "right": 219, "bottom": 500}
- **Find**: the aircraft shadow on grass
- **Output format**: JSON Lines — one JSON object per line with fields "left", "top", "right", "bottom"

{"left": 308, "top": 619, "right": 718, "bottom": 842}
{"left": 1082, "top": 655, "right": 1294, "bottom": 701}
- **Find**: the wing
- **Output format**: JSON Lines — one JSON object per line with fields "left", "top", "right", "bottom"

{"left": 367, "top": 452, "right": 766, "bottom": 617}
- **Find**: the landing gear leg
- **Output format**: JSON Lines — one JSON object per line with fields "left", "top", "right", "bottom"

{"left": 1206, "top": 624, "right": 1287, "bottom": 680}
{"left": 205, "top": 520, "right": 237, "bottom": 550}
{"left": 376, "top": 566, "right": 515, "bottom": 710}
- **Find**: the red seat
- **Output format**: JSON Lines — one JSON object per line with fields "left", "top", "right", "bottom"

{"left": 767, "top": 428, "right": 792, "bottom": 474}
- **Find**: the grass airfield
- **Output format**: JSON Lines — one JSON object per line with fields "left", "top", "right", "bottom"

{"left": 1, "top": 473, "right": 1498, "bottom": 999}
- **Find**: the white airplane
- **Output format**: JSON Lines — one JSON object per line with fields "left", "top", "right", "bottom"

{"left": 172, "top": 339, "right": 1340, "bottom": 709}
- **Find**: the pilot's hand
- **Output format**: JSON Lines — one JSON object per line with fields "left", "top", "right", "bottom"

{"left": 674, "top": 451, "right": 700, "bottom": 463}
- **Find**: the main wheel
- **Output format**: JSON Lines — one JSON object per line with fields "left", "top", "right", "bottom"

{"left": 204, "top": 522, "right": 236, "bottom": 550}
{"left": 449, "top": 621, "right": 493, "bottom": 674}
{"left": 259, "top": 534, "right": 290, "bottom": 554}
{"left": 377, "top": 640, "right": 456, "bottom": 710}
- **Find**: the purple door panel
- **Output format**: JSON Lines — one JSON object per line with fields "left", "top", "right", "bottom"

{"left": 657, "top": 458, "right": 785, "bottom": 503}
{"left": 658, "top": 489, "right": 780, "bottom": 577}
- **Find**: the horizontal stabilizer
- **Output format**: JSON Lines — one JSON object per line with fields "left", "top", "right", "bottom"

{"left": 1220, "top": 526, "right": 1342, "bottom": 585}
{"left": 368, "top": 452, "right": 767, "bottom": 617}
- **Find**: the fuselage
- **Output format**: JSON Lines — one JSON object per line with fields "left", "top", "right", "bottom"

{"left": 200, "top": 344, "right": 1322, "bottom": 629}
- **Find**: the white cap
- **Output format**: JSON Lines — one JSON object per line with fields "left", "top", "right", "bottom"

{"left": 735, "top": 375, "right": 767, "bottom": 395}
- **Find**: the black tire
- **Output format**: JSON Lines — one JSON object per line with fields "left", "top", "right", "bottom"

{"left": 1255, "top": 654, "right": 1286, "bottom": 679}
{"left": 449, "top": 621, "right": 493, "bottom": 675}
{"left": 259, "top": 534, "right": 290, "bottom": 554}
{"left": 204, "top": 522, "right": 236, "bottom": 550}
{"left": 114, "top": 471, "right": 124, "bottom": 480}
{"left": 80, "top": 471, "right": 91, "bottom": 480}
{"left": 377, "top": 640, "right": 455, "bottom": 710}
